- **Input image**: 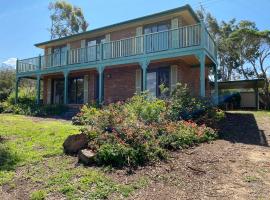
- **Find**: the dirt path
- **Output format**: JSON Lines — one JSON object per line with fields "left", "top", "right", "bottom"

{"left": 113, "top": 111, "right": 270, "bottom": 200}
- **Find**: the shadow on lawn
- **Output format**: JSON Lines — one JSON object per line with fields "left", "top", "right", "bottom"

{"left": 0, "top": 136, "right": 20, "bottom": 171}
{"left": 218, "top": 112, "right": 269, "bottom": 147}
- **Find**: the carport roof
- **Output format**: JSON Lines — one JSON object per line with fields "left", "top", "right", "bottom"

{"left": 215, "top": 79, "right": 265, "bottom": 90}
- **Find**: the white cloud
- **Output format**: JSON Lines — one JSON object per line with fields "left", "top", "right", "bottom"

{"left": 2, "top": 58, "right": 17, "bottom": 68}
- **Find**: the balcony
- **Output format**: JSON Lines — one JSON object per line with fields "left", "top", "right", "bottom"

{"left": 17, "top": 23, "right": 217, "bottom": 75}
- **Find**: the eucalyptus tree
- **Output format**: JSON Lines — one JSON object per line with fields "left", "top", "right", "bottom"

{"left": 49, "top": 0, "right": 89, "bottom": 39}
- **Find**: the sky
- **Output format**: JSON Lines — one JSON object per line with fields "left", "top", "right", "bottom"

{"left": 0, "top": 0, "right": 270, "bottom": 67}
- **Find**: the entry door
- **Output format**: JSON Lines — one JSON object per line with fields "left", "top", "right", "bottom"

{"left": 53, "top": 79, "right": 64, "bottom": 104}
{"left": 147, "top": 72, "right": 157, "bottom": 97}
{"left": 157, "top": 68, "right": 170, "bottom": 96}
{"left": 68, "top": 77, "right": 84, "bottom": 104}
{"left": 146, "top": 67, "right": 170, "bottom": 97}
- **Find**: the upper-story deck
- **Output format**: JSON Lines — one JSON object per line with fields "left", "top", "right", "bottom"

{"left": 17, "top": 23, "right": 216, "bottom": 76}
{"left": 16, "top": 4, "right": 217, "bottom": 78}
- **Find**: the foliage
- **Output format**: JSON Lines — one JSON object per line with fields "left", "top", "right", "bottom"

{"left": 30, "top": 190, "right": 47, "bottom": 200}
{"left": 72, "top": 104, "right": 100, "bottom": 125}
{"left": 74, "top": 85, "right": 220, "bottom": 168}
{"left": 159, "top": 121, "right": 217, "bottom": 150}
{"left": 125, "top": 93, "right": 166, "bottom": 124}
{"left": 0, "top": 68, "right": 15, "bottom": 102}
{"left": 198, "top": 9, "right": 270, "bottom": 109}
{"left": 0, "top": 115, "right": 145, "bottom": 199}
{"left": 1, "top": 91, "right": 67, "bottom": 116}
{"left": 167, "top": 83, "right": 213, "bottom": 121}
{"left": 48, "top": 0, "right": 88, "bottom": 39}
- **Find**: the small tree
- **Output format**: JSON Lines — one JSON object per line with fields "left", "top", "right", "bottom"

{"left": 49, "top": 0, "right": 88, "bottom": 39}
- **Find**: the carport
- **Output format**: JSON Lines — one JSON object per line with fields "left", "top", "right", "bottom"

{"left": 215, "top": 79, "right": 265, "bottom": 110}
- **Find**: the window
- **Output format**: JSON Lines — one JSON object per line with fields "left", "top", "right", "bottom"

{"left": 147, "top": 67, "right": 170, "bottom": 97}
{"left": 68, "top": 77, "right": 84, "bottom": 104}
{"left": 86, "top": 37, "right": 106, "bottom": 61}
{"left": 53, "top": 46, "right": 67, "bottom": 66}
{"left": 144, "top": 22, "right": 170, "bottom": 53}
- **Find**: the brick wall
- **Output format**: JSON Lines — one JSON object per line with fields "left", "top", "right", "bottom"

{"left": 177, "top": 63, "right": 211, "bottom": 97}
{"left": 104, "top": 65, "right": 138, "bottom": 104}
{"left": 110, "top": 27, "right": 136, "bottom": 41}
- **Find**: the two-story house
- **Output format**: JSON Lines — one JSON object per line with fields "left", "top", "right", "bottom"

{"left": 15, "top": 4, "right": 218, "bottom": 106}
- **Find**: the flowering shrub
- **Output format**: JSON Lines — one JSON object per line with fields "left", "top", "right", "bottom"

{"left": 158, "top": 121, "right": 217, "bottom": 150}
{"left": 72, "top": 105, "right": 100, "bottom": 125}
{"left": 71, "top": 84, "right": 222, "bottom": 168}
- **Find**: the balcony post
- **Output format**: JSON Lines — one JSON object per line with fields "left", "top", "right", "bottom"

{"left": 140, "top": 60, "right": 150, "bottom": 91}
{"left": 16, "top": 58, "right": 19, "bottom": 74}
{"left": 199, "top": 52, "right": 206, "bottom": 97}
{"left": 64, "top": 70, "right": 69, "bottom": 104}
{"left": 66, "top": 50, "right": 69, "bottom": 65}
{"left": 38, "top": 54, "right": 41, "bottom": 71}
{"left": 36, "top": 75, "right": 41, "bottom": 105}
{"left": 15, "top": 77, "right": 20, "bottom": 104}
{"left": 98, "top": 66, "right": 104, "bottom": 104}
{"left": 214, "top": 64, "right": 219, "bottom": 105}
{"left": 200, "top": 20, "right": 206, "bottom": 49}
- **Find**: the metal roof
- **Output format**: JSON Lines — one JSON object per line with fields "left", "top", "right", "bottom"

{"left": 216, "top": 79, "right": 265, "bottom": 90}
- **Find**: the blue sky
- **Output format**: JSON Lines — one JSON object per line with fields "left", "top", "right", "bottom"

{"left": 0, "top": 0, "right": 270, "bottom": 67}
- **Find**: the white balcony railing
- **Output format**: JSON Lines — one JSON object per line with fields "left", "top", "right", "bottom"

{"left": 17, "top": 23, "right": 217, "bottom": 73}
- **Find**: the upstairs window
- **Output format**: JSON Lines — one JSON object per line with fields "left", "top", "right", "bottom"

{"left": 144, "top": 22, "right": 171, "bottom": 53}
{"left": 86, "top": 36, "right": 106, "bottom": 61}
{"left": 52, "top": 45, "right": 67, "bottom": 66}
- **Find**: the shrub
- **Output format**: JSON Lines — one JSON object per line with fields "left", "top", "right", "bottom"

{"left": 95, "top": 143, "right": 136, "bottom": 167}
{"left": 72, "top": 105, "right": 100, "bottom": 125}
{"left": 167, "top": 83, "right": 211, "bottom": 121}
{"left": 1, "top": 92, "right": 67, "bottom": 116}
{"left": 71, "top": 84, "right": 220, "bottom": 168}
{"left": 158, "top": 121, "right": 217, "bottom": 150}
{"left": 125, "top": 93, "right": 166, "bottom": 124}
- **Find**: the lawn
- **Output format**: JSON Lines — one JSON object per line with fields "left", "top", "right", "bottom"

{"left": 0, "top": 114, "right": 147, "bottom": 200}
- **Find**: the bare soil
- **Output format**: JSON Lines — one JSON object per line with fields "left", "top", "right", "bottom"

{"left": 1, "top": 111, "right": 270, "bottom": 199}
{"left": 110, "top": 111, "right": 270, "bottom": 200}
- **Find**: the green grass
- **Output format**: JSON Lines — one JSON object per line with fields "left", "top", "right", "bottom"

{"left": 0, "top": 114, "right": 147, "bottom": 199}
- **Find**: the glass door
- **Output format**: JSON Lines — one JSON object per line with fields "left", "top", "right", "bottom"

{"left": 157, "top": 68, "right": 170, "bottom": 96}
{"left": 144, "top": 22, "right": 170, "bottom": 53}
{"left": 87, "top": 37, "right": 105, "bottom": 62}
{"left": 147, "top": 72, "right": 157, "bottom": 97}
{"left": 147, "top": 67, "right": 170, "bottom": 97}
{"left": 53, "top": 46, "right": 67, "bottom": 66}
{"left": 87, "top": 40, "right": 97, "bottom": 62}
{"left": 68, "top": 77, "right": 84, "bottom": 104}
{"left": 52, "top": 79, "right": 64, "bottom": 104}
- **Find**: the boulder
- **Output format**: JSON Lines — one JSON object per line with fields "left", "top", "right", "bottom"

{"left": 63, "top": 133, "right": 88, "bottom": 155}
{"left": 78, "top": 149, "right": 96, "bottom": 165}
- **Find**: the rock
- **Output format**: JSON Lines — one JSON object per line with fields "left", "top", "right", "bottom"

{"left": 78, "top": 149, "right": 96, "bottom": 165}
{"left": 63, "top": 133, "right": 88, "bottom": 155}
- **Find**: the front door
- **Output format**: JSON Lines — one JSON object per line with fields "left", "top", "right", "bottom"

{"left": 68, "top": 77, "right": 84, "bottom": 104}
{"left": 147, "top": 67, "right": 170, "bottom": 97}
{"left": 52, "top": 79, "right": 64, "bottom": 104}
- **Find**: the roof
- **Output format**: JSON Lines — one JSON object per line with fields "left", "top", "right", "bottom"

{"left": 215, "top": 79, "right": 265, "bottom": 90}
{"left": 35, "top": 4, "right": 199, "bottom": 48}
